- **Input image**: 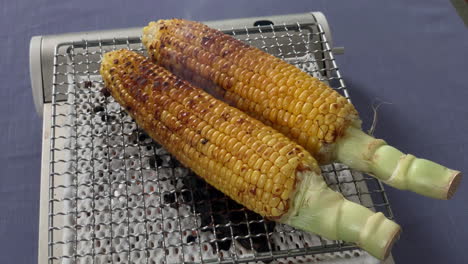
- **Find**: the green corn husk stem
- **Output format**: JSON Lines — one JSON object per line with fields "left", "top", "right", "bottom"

{"left": 334, "top": 126, "right": 462, "bottom": 199}
{"left": 282, "top": 169, "right": 401, "bottom": 260}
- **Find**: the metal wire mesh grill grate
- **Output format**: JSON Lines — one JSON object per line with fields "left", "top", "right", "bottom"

{"left": 47, "top": 23, "right": 394, "bottom": 264}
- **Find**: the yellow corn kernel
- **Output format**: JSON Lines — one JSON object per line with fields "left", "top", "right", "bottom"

{"left": 269, "top": 196, "right": 281, "bottom": 208}
{"left": 257, "top": 174, "right": 267, "bottom": 188}
{"left": 264, "top": 179, "right": 273, "bottom": 193}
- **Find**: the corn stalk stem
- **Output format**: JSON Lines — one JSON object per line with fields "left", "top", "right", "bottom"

{"left": 282, "top": 170, "right": 400, "bottom": 260}
{"left": 334, "top": 126, "right": 462, "bottom": 199}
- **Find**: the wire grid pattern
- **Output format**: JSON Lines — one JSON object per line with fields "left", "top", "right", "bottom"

{"left": 47, "top": 23, "right": 394, "bottom": 264}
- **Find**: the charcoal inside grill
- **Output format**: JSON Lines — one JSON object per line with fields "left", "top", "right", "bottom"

{"left": 180, "top": 190, "right": 192, "bottom": 203}
{"left": 83, "top": 80, "right": 93, "bottom": 88}
{"left": 186, "top": 234, "right": 196, "bottom": 244}
{"left": 148, "top": 155, "right": 162, "bottom": 169}
{"left": 93, "top": 105, "right": 105, "bottom": 113}
{"left": 177, "top": 173, "right": 276, "bottom": 254}
{"left": 151, "top": 141, "right": 162, "bottom": 149}
{"left": 100, "top": 114, "right": 116, "bottom": 123}
{"left": 100, "top": 87, "right": 111, "bottom": 97}
{"left": 138, "top": 131, "right": 149, "bottom": 142}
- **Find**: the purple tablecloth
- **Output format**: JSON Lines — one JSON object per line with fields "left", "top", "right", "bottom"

{"left": 0, "top": 0, "right": 467, "bottom": 263}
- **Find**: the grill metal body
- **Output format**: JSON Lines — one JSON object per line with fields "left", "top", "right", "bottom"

{"left": 31, "top": 13, "right": 396, "bottom": 264}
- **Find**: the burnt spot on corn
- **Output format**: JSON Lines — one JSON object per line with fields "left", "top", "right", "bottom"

{"left": 153, "top": 108, "right": 161, "bottom": 118}
{"left": 187, "top": 99, "right": 196, "bottom": 109}
{"left": 141, "top": 94, "right": 148, "bottom": 102}
{"left": 200, "top": 36, "right": 214, "bottom": 48}
{"left": 174, "top": 79, "right": 184, "bottom": 87}
{"left": 200, "top": 138, "right": 208, "bottom": 145}
{"left": 138, "top": 65, "right": 150, "bottom": 75}
{"left": 178, "top": 111, "right": 190, "bottom": 123}
{"left": 221, "top": 62, "right": 230, "bottom": 71}
{"left": 186, "top": 32, "right": 197, "bottom": 41}
{"left": 225, "top": 78, "right": 234, "bottom": 90}
{"left": 221, "top": 112, "right": 231, "bottom": 121}
{"left": 113, "top": 59, "right": 119, "bottom": 65}
{"left": 179, "top": 55, "right": 189, "bottom": 66}
{"left": 137, "top": 76, "right": 148, "bottom": 86}
{"left": 287, "top": 147, "right": 302, "bottom": 157}
{"left": 152, "top": 80, "right": 161, "bottom": 89}
{"left": 221, "top": 49, "right": 230, "bottom": 57}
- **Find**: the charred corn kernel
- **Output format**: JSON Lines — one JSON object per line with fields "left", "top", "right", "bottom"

{"left": 272, "top": 184, "right": 283, "bottom": 196}
{"left": 143, "top": 19, "right": 359, "bottom": 157}
{"left": 101, "top": 49, "right": 319, "bottom": 218}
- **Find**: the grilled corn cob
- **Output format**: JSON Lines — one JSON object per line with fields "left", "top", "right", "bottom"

{"left": 143, "top": 19, "right": 462, "bottom": 200}
{"left": 100, "top": 49, "right": 400, "bottom": 259}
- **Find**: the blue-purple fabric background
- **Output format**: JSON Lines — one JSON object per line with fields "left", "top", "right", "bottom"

{"left": 1, "top": 0, "right": 467, "bottom": 263}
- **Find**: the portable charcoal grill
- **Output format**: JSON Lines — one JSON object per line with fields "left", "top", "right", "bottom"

{"left": 30, "top": 12, "right": 397, "bottom": 264}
